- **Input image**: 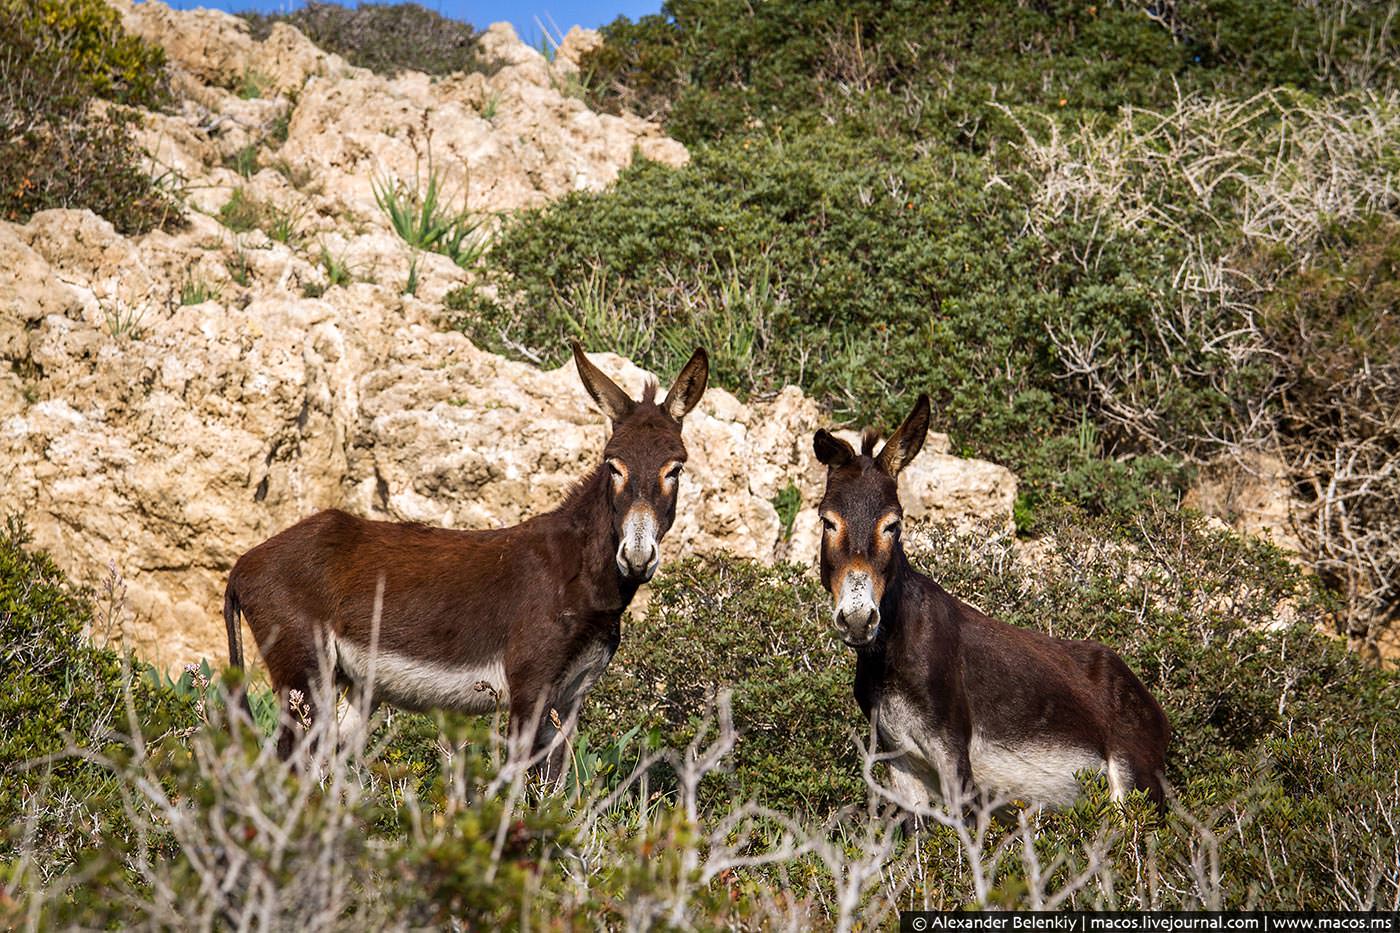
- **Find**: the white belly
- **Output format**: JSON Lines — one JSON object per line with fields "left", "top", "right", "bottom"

{"left": 968, "top": 733, "right": 1105, "bottom": 807}
{"left": 333, "top": 636, "right": 509, "bottom": 714}
{"left": 876, "top": 692, "right": 1105, "bottom": 807}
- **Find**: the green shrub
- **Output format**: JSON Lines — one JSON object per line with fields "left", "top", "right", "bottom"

{"left": 447, "top": 129, "right": 1194, "bottom": 522}
{"left": 452, "top": 50, "right": 1399, "bottom": 585}
{"left": 0, "top": 520, "right": 197, "bottom": 870}
{"left": 241, "top": 2, "right": 483, "bottom": 78}
{"left": 0, "top": 0, "right": 179, "bottom": 233}
{"left": 1, "top": 0, "right": 169, "bottom": 109}
{"left": 587, "top": 557, "right": 865, "bottom": 814}
{"left": 583, "top": 0, "right": 1398, "bottom": 145}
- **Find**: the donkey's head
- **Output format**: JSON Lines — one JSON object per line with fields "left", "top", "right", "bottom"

{"left": 572, "top": 341, "right": 709, "bottom": 583}
{"left": 813, "top": 394, "right": 930, "bottom": 646}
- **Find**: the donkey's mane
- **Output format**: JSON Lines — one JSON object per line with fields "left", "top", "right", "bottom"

{"left": 641, "top": 378, "right": 659, "bottom": 404}
{"left": 557, "top": 462, "right": 611, "bottom": 514}
{"left": 860, "top": 427, "right": 880, "bottom": 457}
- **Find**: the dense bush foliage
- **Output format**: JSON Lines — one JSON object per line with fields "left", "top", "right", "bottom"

{"left": 449, "top": 126, "right": 1193, "bottom": 523}
{"left": 0, "top": 521, "right": 196, "bottom": 870}
{"left": 580, "top": 0, "right": 1399, "bottom": 144}
{"left": 587, "top": 558, "right": 865, "bottom": 813}
{"left": 1, "top": 0, "right": 169, "bottom": 109}
{"left": 0, "top": 0, "right": 178, "bottom": 233}
{"left": 241, "top": 1, "right": 483, "bottom": 77}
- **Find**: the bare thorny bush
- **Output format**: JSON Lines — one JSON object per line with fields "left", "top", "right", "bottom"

{"left": 14, "top": 680, "right": 1398, "bottom": 926}
{"left": 1006, "top": 89, "right": 1400, "bottom": 649}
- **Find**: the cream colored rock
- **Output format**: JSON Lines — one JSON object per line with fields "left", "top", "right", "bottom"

{"left": 114, "top": 0, "right": 342, "bottom": 96}
{"left": 1184, "top": 451, "right": 1303, "bottom": 555}
{"left": 108, "top": 0, "right": 687, "bottom": 313}
{"left": 554, "top": 26, "right": 605, "bottom": 77}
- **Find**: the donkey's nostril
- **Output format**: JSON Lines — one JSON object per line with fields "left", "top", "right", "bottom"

{"left": 616, "top": 541, "right": 659, "bottom": 580}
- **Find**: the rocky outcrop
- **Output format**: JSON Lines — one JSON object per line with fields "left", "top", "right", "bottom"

{"left": 114, "top": 1, "right": 687, "bottom": 227}
{"left": 0, "top": 3, "right": 1017, "bottom": 670}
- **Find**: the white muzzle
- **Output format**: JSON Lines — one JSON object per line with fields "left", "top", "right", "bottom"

{"left": 617, "top": 505, "right": 660, "bottom": 581}
{"left": 833, "top": 569, "right": 880, "bottom": 645}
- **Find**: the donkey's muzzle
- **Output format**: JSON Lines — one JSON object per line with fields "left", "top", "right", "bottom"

{"left": 835, "top": 606, "right": 880, "bottom": 646}
{"left": 833, "top": 569, "right": 880, "bottom": 646}
{"left": 617, "top": 506, "right": 660, "bottom": 582}
{"left": 617, "top": 541, "right": 659, "bottom": 581}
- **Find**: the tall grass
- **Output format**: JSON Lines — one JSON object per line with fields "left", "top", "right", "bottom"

{"left": 372, "top": 162, "right": 488, "bottom": 269}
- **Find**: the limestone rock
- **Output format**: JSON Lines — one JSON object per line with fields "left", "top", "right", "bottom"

{"left": 1184, "top": 451, "right": 1303, "bottom": 555}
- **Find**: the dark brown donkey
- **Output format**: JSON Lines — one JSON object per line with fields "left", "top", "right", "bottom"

{"left": 224, "top": 341, "right": 709, "bottom": 776}
{"left": 813, "top": 395, "right": 1169, "bottom": 811}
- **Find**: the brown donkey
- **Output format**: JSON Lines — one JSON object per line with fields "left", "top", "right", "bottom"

{"left": 814, "top": 395, "right": 1169, "bottom": 812}
{"left": 224, "top": 342, "right": 709, "bottom": 777}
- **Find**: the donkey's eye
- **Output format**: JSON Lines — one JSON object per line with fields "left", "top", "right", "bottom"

{"left": 884, "top": 520, "right": 902, "bottom": 537}
{"left": 821, "top": 517, "right": 838, "bottom": 533}
{"left": 666, "top": 464, "right": 684, "bottom": 480}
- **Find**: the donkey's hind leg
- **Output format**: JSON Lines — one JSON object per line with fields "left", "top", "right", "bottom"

{"left": 274, "top": 673, "right": 322, "bottom": 761}
{"left": 271, "top": 634, "right": 335, "bottom": 763}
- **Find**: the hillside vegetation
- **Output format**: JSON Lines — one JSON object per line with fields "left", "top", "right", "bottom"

{"left": 0, "top": 0, "right": 180, "bottom": 232}
{"left": 4, "top": 0, "right": 1400, "bottom": 924}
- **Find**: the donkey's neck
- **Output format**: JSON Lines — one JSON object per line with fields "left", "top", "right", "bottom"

{"left": 554, "top": 465, "right": 636, "bottom": 613}
{"left": 878, "top": 546, "right": 915, "bottom": 629}
{"left": 871, "top": 546, "right": 951, "bottom": 649}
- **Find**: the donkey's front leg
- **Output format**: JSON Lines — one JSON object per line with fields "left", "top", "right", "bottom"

{"left": 935, "top": 738, "right": 979, "bottom": 824}
{"left": 505, "top": 643, "right": 586, "bottom": 791}
{"left": 505, "top": 684, "right": 561, "bottom": 781}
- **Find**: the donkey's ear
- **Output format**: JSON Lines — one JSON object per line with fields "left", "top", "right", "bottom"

{"left": 663, "top": 347, "right": 709, "bottom": 421}
{"left": 813, "top": 429, "right": 856, "bottom": 468}
{"left": 875, "top": 394, "right": 931, "bottom": 477}
{"left": 572, "top": 340, "right": 635, "bottom": 423}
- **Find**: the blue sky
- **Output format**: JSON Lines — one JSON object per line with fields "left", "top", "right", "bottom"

{"left": 157, "top": 0, "right": 663, "bottom": 46}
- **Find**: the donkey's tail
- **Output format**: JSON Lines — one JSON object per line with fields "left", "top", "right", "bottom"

{"left": 223, "top": 580, "right": 254, "bottom": 725}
